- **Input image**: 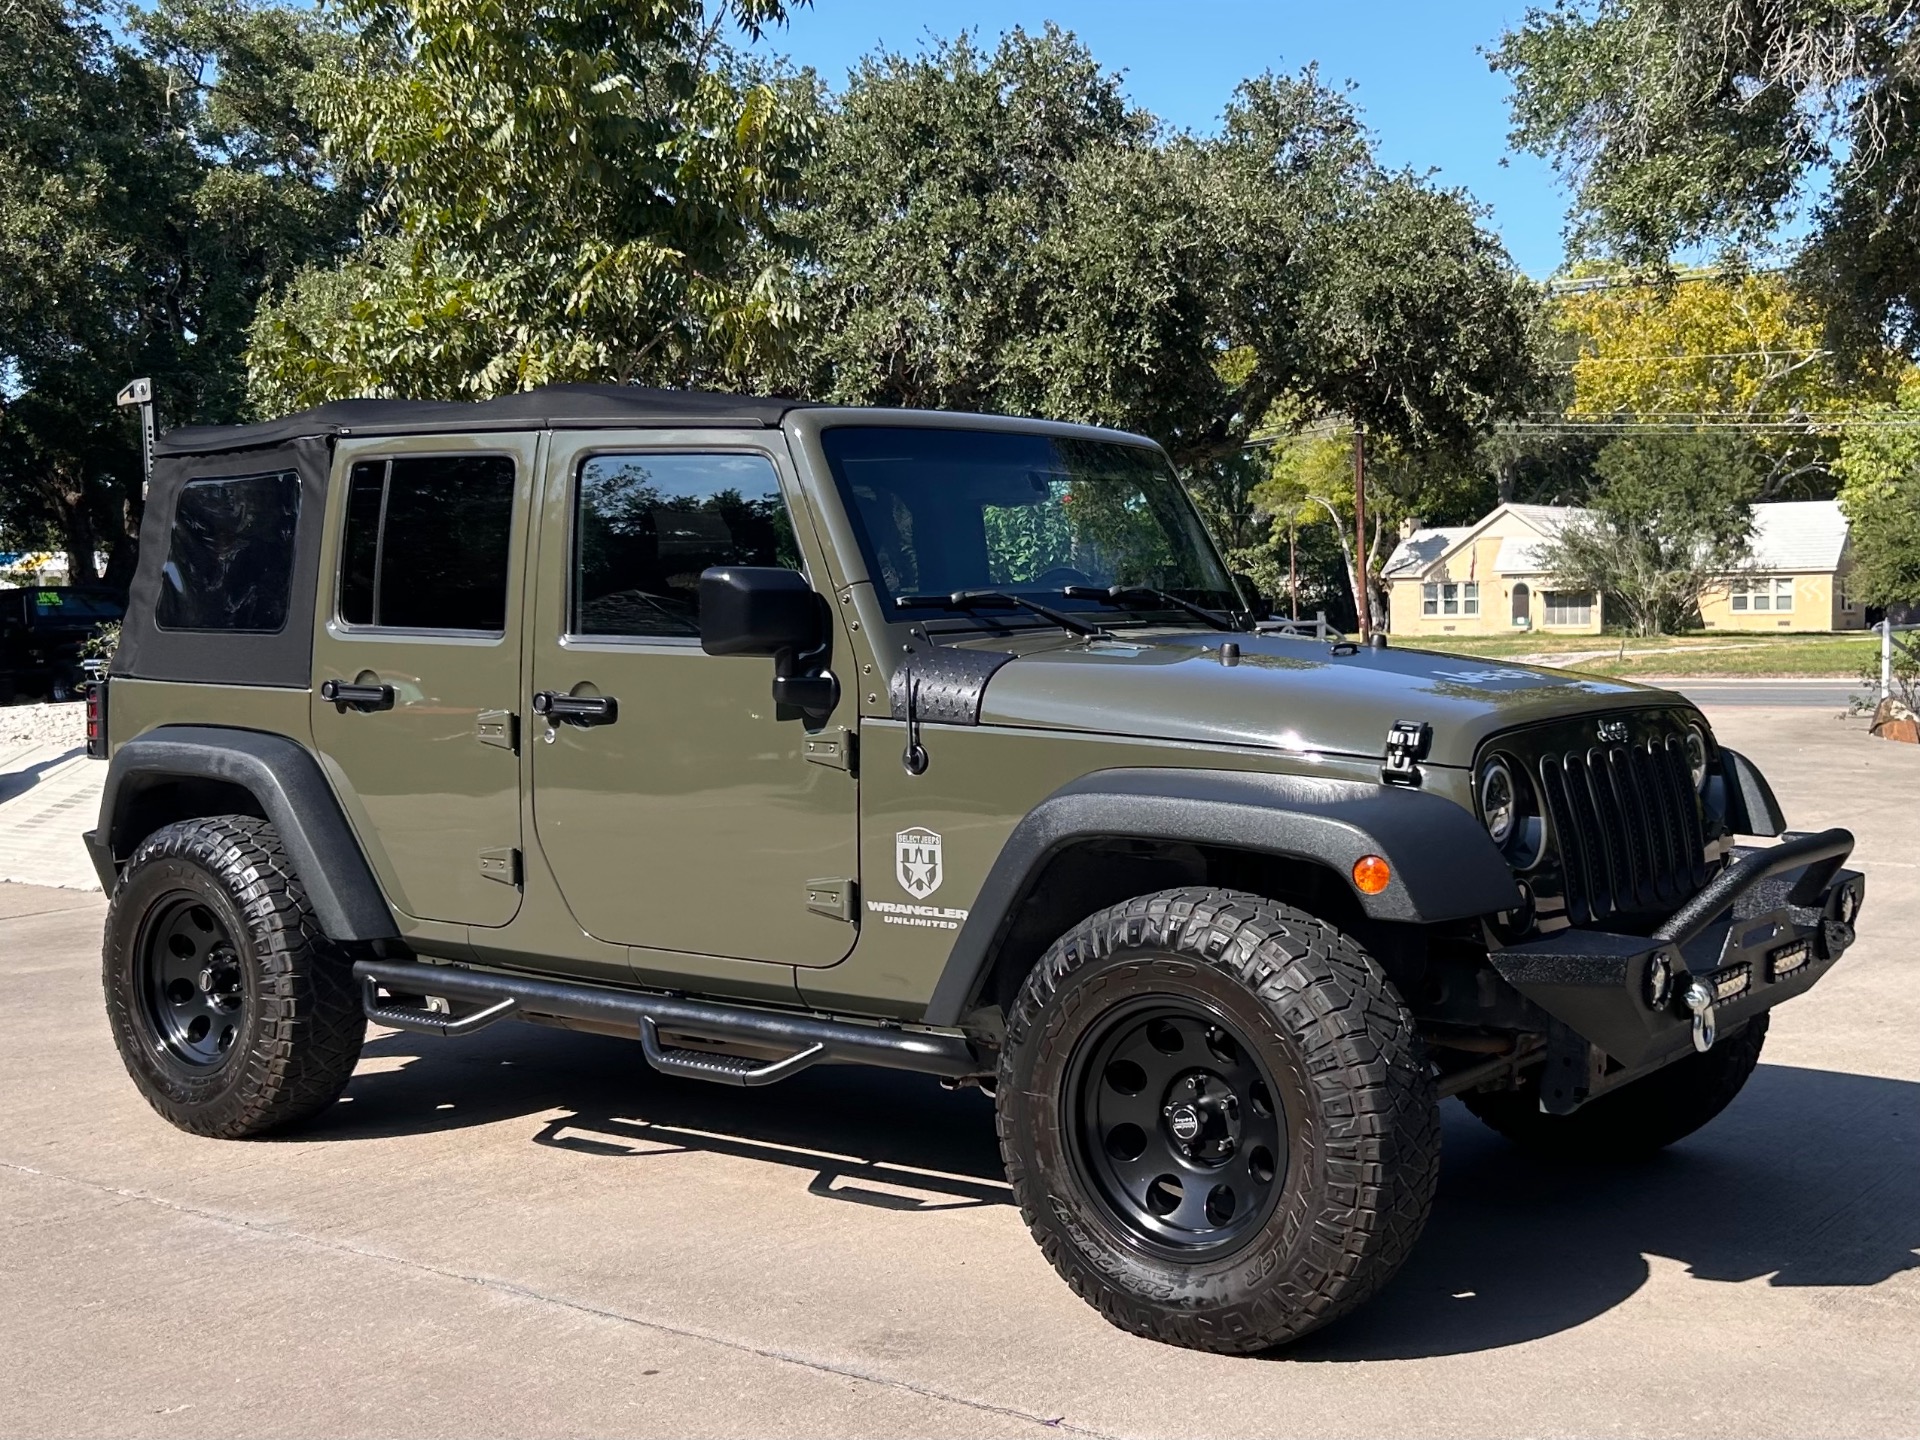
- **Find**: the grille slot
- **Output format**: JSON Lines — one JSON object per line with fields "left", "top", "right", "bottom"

{"left": 1537, "top": 735, "right": 1705, "bottom": 923}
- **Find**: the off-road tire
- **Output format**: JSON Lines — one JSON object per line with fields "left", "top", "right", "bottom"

{"left": 997, "top": 887, "right": 1441, "bottom": 1354}
{"left": 1461, "top": 1013, "right": 1769, "bottom": 1161}
{"left": 104, "top": 816, "right": 365, "bottom": 1138}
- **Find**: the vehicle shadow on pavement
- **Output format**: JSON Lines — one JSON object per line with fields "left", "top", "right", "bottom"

{"left": 313, "top": 1024, "right": 1011, "bottom": 1210}
{"left": 1293, "top": 1062, "right": 1920, "bottom": 1360}
{"left": 314, "top": 1035, "right": 1919, "bottom": 1354}
{"left": 0, "top": 745, "right": 83, "bottom": 806}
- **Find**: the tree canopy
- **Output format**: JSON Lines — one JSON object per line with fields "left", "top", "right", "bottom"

{"left": 0, "top": 0, "right": 357, "bottom": 580}
{"left": 783, "top": 30, "right": 1543, "bottom": 471}
{"left": 1495, "top": 1, "right": 1920, "bottom": 359}
{"left": 247, "top": 0, "right": 817, "bottom": 408}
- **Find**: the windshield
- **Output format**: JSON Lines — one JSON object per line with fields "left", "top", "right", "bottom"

{"left": 820, "top": 427, "right": 1241, "bottom": 627}
{"left": 28, "top": 589, "right": 123, "bottom": 624}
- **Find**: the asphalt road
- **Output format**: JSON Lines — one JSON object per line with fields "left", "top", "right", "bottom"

{"left": 1662, "top": 679, "right": 1863, "bottom": 709}
{"left": 3, "top": 706, "right": 1916, "bottom": 1439}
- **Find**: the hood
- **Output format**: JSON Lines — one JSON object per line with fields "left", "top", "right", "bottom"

{"left": 970, "top": 630, "right": 1690, "bottom": 768}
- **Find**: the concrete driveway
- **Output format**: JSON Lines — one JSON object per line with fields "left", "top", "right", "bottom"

{"left": 3, "top": 706, "right": 1915, "bottom": 1438}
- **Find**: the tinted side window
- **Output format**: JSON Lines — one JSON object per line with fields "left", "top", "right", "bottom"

{"left": 339, "top": 455, "right": 515, "bottom": 632}
{"left": 574, "top": 453, "right": 797, "bottom": 637}
{"left": 156, "top": 471, "right": 301, "bottom": 632}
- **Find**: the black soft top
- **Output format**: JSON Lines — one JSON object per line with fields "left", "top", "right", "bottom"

{"left": 155, "top": 383, "right": 812, "bottom": 458}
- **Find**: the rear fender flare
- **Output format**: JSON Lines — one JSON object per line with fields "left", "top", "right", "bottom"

{"left": 94, "top": 725, "right": 398, "bottom": 942}
{"left": 922, "top": 767, "right": 1521, "bottom": 1026}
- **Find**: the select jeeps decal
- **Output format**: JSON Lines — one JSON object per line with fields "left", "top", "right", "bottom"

{"left": 867, "top": 827, "right": 970, "bottom": 931}
{"left": 895, "top": 827, "right": 944, "bottom": 899}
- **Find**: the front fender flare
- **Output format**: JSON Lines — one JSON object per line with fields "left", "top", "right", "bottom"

{"left": 922, "top": 767, "right": 1521, "bottom": 1026}
{"left": 94, "top": 725, "right": 399, "bottom": 942}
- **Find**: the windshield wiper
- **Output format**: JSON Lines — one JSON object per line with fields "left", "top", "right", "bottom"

{"left": 1061, "top": 584, "right": 1242, "bottom": 632}
{"left": 898, "top": 589, "right": 1112, "bottom": 639}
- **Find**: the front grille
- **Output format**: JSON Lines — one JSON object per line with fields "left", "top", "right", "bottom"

{"left": 1535, "top": 736, "right": 1708, "bottom": 925}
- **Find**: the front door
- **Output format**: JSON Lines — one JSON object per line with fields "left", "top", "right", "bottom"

{"left": 528, "top": 433, "right": 858, "bottom": 966}
{"left": 311, "top": 435, "right": 537, "bottom": 929}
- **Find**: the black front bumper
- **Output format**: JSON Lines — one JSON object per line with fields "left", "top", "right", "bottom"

{"left": 1490, "top": 827, "right": 1863, "bottom": 1088}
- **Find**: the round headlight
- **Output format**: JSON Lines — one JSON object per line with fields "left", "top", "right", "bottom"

{"left": 1479, "top": 757, "right": 1518, "bottom": 846}
{"left": 1683, "top": 725, "right": 1711, "bottom": 791}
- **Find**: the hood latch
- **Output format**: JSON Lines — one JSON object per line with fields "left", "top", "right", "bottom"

{"left": 1381, "top": 720, "right": 1432, "bottom": 788}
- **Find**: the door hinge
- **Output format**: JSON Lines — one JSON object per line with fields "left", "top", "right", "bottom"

{"left": 478, "top": 847, "right": 521, "bottom": 886}
{"left": 803, "top": 727, "right": 856, "bottom": 774}
{"left": 476, "top": 709, "right": 518, "bottom": 752}
{"left": 805, "top": 877, "right": 856, "bottom": 922}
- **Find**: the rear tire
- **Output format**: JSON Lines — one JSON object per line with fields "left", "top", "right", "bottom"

{"left": 997, "top": 887, "right": 1440, "bottom": 1354}
{"left": 104, "top": 816, "right": 365, "bottom": 1138}
{"left": 1461, "top": 1014, "right": 1768, "bottom": 1161}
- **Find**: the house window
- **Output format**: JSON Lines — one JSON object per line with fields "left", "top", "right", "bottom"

{"left": 1729, "top": 576, "right": 1795, "bottom": 614}
{"left": 1423, "top": 581, "right": 1477, "bottom": 617}
{"left": 1837, "top": 571, "right": 1857, "bottom": 611}
{"left": 1544, "top": 590, "right": 1594, "bottom": 625}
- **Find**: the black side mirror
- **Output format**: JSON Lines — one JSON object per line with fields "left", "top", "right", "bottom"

{"left": 1232, "top": 573, "right": 1272, "bottom": 622}
{"left": 698, "top": 567, "right": 822, "bottom": 657}
{"left": 698, "top": 567, "right": 838, "bottom": 716}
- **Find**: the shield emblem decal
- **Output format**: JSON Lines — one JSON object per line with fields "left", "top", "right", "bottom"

{"left": 896, "top": 827, "right": 943, "bottom": 899}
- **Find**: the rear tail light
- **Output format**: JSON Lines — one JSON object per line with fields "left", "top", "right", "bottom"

{"left": 85, "top": 679, "right": 107, "bottom": 759}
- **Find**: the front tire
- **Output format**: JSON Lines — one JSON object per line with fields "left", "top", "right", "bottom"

{"left": 997, "top": 888, "right": 1440, "bottom": 1354}
{"left": 1462, "top": 1014, "right": 1769, "bottom": 1161}
{"left": 104, "top": 816, "right": 365, "bottom": 1138}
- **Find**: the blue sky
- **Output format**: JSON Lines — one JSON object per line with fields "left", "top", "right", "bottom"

{"left": 753, "top": 0, "right": 1570, "bottom": 278}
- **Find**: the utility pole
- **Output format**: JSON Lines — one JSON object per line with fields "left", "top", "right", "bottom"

{"left": 1353, "top": 422, "right": 1370, "bottom": 643}
{"left": 1288, "top": 522, "right": 1299, "bottom": 622}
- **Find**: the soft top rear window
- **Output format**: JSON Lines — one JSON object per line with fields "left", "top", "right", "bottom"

{"left": 156, "top": 471, "right": 301, "bottom": 633}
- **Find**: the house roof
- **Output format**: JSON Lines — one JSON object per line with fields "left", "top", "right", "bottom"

{"left": 1384, "top": 499, "right": 1851, "bottom": 581}
{"left": 1382, "top": 526, "right": 1471, "bottom": 577}
{"left": 1748, "top": 500, "right": 1849, "bottom": 572}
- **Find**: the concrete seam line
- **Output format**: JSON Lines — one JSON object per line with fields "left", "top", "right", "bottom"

{"left": 0, "top": 902, "right": 109, "bottom": 923}
{"left": 1, "top": 1159, "right": 1124, "bottom": 1440}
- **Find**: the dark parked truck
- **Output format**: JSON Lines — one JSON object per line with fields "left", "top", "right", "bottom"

{"left": 0, "top": 586, "right": 123, "bottom": 703}
{"left": 88, "top": 387, "right": 1866, "bottom": 1352}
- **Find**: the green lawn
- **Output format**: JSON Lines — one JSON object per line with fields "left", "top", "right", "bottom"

{"left": 1402, "top": 630, "right": 1879, "bottom": 679}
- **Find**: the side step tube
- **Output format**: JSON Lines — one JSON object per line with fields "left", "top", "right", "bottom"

{"left": 353, "top": 958, "right": 983, "bottom": 1086}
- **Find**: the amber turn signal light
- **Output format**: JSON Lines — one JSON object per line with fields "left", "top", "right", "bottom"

{"left": 1351, "top": 854, "right": 1391, "bottom": 895}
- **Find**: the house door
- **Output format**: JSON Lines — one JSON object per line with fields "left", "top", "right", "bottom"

{"left": 1512, "top": 582, "right": 1531, "bottom": 627}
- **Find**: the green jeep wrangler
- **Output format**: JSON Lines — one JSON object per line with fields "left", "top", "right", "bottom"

{"left": 88, "top": 386, "right": 1866, "bottom": 1353}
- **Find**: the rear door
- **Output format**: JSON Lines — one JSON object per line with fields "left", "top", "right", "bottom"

{"left": 526, "top": 430, "right": 859, "bottom": 966}
{"left": 311, "top": 434, "right": 539, "bottom": 928}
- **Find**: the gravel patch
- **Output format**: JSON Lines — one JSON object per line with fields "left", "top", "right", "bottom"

{"left": 0, "top": 701, "right": 86, "bottom": 750}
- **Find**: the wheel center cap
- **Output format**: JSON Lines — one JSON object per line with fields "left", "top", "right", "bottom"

{"left": 1167, "top": 1104, "right": 1203, "bottom": 1142}
{"left": 1162, "top": 1070, "right": 1241, "bottom": 1161}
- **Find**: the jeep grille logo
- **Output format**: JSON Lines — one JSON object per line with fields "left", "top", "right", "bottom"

{"left": 1597, "top": 718, "right": 1630, "bottom": 744}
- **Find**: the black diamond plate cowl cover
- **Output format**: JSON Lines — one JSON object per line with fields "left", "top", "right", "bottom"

{"left": 889, "top": 648, "right": 1016, "bottom": 725}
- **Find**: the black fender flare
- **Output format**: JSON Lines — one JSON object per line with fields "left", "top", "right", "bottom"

{"left": 92, "top": 725, "right": 399, "bottom": 942}
{"left": 922, "top": 767, "right": 1521, "bottom": 1026}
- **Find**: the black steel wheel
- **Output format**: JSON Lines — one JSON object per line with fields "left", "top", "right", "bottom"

{"left": 998, "top": 888, "right": 1440, "bottom": 1354}
{"left": 137, "top": 896, "right": 249, "bottom": 1070}
{"left": 1069, "top": 1000, "right": 1285, "bottom": 1257}
{"left": 104, "top": 816, "right": 364, "bottom": 1138}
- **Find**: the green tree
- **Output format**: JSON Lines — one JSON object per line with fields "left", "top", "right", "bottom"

{"left": 782, "top": 30, "right": 1544, "bottom": 470}
{"left": 248, "top": 0, "right": 816, "bottom": 407}
{"left": 1833, "top": 370, "right": 1920, "bottom": 610}
{"left": 1539, "top": 428, "right": 1762, "bottom": 636}
{"left": 0, "top": 0, "right": 357, "bottom": 582}
{"left": 1494, "top": 1, "right": 1920, "bottom": 359}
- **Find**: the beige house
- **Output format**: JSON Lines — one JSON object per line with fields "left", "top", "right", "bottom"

{"left": 1383, "top": 499, "right": 1862, "bottom": 638}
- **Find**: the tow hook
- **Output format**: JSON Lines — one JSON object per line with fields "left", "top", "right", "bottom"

{"left": 1684, "top": 980, "right": 1717, "bottom": 1053}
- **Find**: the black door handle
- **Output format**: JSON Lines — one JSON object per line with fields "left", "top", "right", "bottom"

{"left": 320, "top": 679, "right": 395, "bottom": 712}
{"left": 532, "top": 690, "right": 618, "bottom": 727}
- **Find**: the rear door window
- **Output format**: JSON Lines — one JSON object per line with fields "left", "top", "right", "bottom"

{"left": 339, "top": 455, "right": 515, "bottom": 633}
{"left": 156, "top": 471, "right": 301, "bottom": 632}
